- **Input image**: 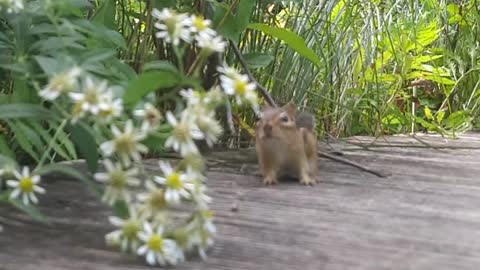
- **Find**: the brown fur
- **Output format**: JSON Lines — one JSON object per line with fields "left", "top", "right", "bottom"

{"left": 255, "top": 102, "right": 318, "bottom": 185}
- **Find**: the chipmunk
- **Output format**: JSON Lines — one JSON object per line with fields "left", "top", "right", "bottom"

{"left": 255, "top": 101, "right": 318, "bottom": 185}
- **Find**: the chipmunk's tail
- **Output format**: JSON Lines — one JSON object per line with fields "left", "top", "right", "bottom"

{"left": 295, "top": 112, "right": 316, "bottom": 130}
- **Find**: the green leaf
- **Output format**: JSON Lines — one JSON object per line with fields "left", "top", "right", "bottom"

{"left": 29, "top": 121, "right": 72, "bottom": 161}
{"left": 213, "top": 0, "right": 255, "bottom": 41}
{"left": 242, "top": 53, "right": 274, "bottom": 69}
{"left": 123, "top": 71, "right": 180, "bottom": 107}
{"left": 0, "top": 104, "right": 59, "bottom": 120}
{"left": 424, "top": 106, "right": 433, "bottom": 120}
{"left": 34, "top": 55, "right": 61, "bottom": 76}
{"left": 437, "top": 110, "right": 445, "bottom": 123}
{"left": 0, "top": 134, "right": 16, "bottom": 160}
{"left": 68, "top": 122, "right": 99, "bottom": 173}
{"left": 10, "top": 199, "right": 50, "bottom": 224}
{"left": 142, "top": 60, "right": 180, "bottom": 73}
{"left": 113, "top": 200, "right": 129, "bottom": 218}
{"left": 36, "top": 163, "right": 102, "bottom": 197}
{"left": 8, "top": 120, "right": 40, "bottom": 162}
{"left": 92, "top": 0, "right": 117, "bottom": 30}
{"left": 247, "top": 23, "right": 321, "bottom": 67}
{"left": 142, "top": 131, "right": 170, "bottom": 153}
{"left": 80, "top": 49, "right": 116, "bottom": 64}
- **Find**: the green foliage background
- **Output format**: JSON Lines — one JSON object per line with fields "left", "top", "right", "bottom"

{"left": 1, "top": 0, "right": 480, "bottom": 163}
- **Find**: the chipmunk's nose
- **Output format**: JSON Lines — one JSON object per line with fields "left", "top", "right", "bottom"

{"left": 263, "top": 123, "right": 272, "bottom": 136}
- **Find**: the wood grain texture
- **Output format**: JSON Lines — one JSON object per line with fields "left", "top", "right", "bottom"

{"left": 2, "top": 132, "right": 480, "bottom": 270}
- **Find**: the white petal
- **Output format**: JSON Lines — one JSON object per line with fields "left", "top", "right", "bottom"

{"left": 29, "top": 193, "right": 38, "bottom": 204}
{"left": 137, "top": 244, "right": 148, "bottom": 255}
{"left": 6, "top": 180, "right": 19, "bottom": 188}
{"left": 9, "top": 188, "right": 20, "bottom": 199}
{"left": 22, "top": 193, "right": 29, "bottom": 205}
{"left": 154, "top": 176, "right": 166, "bottom": 185}
{"left": 100, "top": 141, "right": 114, "bottom": 156}
{"left": 146, "top": 251, "right": 156, "bottom": 265}
{"left": 166, "top": 111, "right": 177, "bottom": 126}
{"left": 109, "top": 216, "right": 124, "bottom": 227}
{"left": 33, "top": 186, "right": 45, "bottom": 194}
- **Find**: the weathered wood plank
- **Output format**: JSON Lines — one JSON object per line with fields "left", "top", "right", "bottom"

{"left": 1, "top": 132, "right": 480, "bottom": 270}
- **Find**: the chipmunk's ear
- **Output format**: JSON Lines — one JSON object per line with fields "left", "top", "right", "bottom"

{"left": 283, "top": 100, "right": 297, "bottom": 117}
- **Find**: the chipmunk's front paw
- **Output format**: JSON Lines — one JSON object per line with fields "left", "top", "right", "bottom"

{"left": 263, "top": 175, "right": 278, "bottom": 185}
{"left": 300, "top": 175, "right": 316, "bottom": 185}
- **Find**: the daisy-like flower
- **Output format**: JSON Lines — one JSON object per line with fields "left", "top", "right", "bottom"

{"left": 6, "top": 166, "right": 45, "bottom": 205}
{"left": 203, "top": 86, "right": 226, "bottom": 108}
{"left": 105, "top": 205, "right": 144, "bottom": 252}
{"left": 0, "top": 0, "right": 24, "bottom": 13}
{"left": 164, "top": 111, "right": 204, "bottom": 156}
{"left": 219, "top": 67, "right": 259, "bottom": 111}
{"left": 188, "top": 178, "right": 211, "bottom": 210}
{"left": 189, "top": 15, "right": 216, "bottom": 40}
{"left": 196, "top": 34, "right": 226, "bottom": 55}
{"left": 185, "top": 210, "right": 216, "bottom": 260}
{"left": 152, "top": 8, "right": 192, "bottom": 45}
{"left": 100, "top": 120, "right": 148, "bottom": 166}
{"left": 154, "top": 161, "right": 194, "bottom": 204}
{"left": 133, "top": 103, "right": 163, "bottom": 132}
{"left": 179, "top": 88, "right": 202, "bottom": 106}
{"left": 69, "top": 76, "right": 109, "bottom": 115}
{"left": 187, "top": 105, "right": 222, "bottom": 147}
{"left": 137, "top": 222, "right": 184, "bottom": 266}
{"left": 94, "top": 160, "right": 141, "bottom": 205}
{"left": 137, "top": 181, "right": 168, "bottom": 219}
{"left": 98, "top": 94, "right": 123, "bottom": 123}
{"left": 38, "top": 66, "right": 82, "bottom": 100}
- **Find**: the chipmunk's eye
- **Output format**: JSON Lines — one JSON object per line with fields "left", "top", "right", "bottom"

{"left": 280, "top": 115, "right": 289, "bottom": 122}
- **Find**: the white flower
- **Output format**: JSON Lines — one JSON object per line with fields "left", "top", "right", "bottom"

{"left": 94, "top": 160, "right": 141, "bottom": 205}
{"left": 152, "top": 8, "right": 192, "bottom": 45}
{"left": 203, "top": 86, "right": 225, "bottom": 107}
{"left": 6, "top": 166, "right": 45, "bottom": 205}
{"left": 189, "top": 15, "right": 216, "bottom": 39}
{"left": 164, "top": 111, "right": 204, "bottom": 156}
{"left": 188, "top": 177, "right": 211, "bottom": 210}
{"left": 98, "top": 94, "right": 123, "bottom": 123}
{"left": 0, "top": 0, "right": 23, "bottom": 13}
{"left": 219, "top": 67, "right": 259, "bottom": 111}
{"left": 154, "top": 161, "right": 193, "bottom": 204}
{"left": 217, "top": 65, "right": 241, "bottom": 80}
{"left": 100, "top": 120, "right": 148, "bottom": 166}
{"left": 137, "top": 222, "right": 184, "bottom": 266}
{"left": 105, "top": 206, "right": 144, "bottom": 252}
{"left": 39, "top": 67, "right": 82, "bottom": 100}
{"left": 137, "top": 180, "right": 168, "bottom": 219}
{"left": 179, "top": 88, "right": 202, "bottom": 106}
{"left": 185, "top": 210, "right": 216, "bottom": 260}
{"left": 190, "top": 105, "right": 223, "bottom": 147}
{"left": 133, "top": 103, "right": 163, "bottom": 131}
{"left": 69, "top": 76, "right": 109, "bottom": 115}
{"left": 197, "top": 34, "right": 226, "bottom": 54}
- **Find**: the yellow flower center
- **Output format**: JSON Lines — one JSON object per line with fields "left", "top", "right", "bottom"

{"left": 149, "top": 189, "right": 167, "bottom": 210}
{"left": 122, "top": 220, "right": 140, "bottom": 240}
{"left": 147, "top": 234, "right": 164, "bottom": 252}
{"left": 194, "top": 16, "right": 207, "bottom": 31}
{"left": 110, "top": 170, "right": 127, "bottom": 189}
{"left": 173, "top": 123, "right": 190, "bottom": 142}
{"left": 166, "top": 173, "right": 183, "bottom": 190}
{"left": 50, "top": 73, "right": 72, "bottom": 93}
{"left": 19, "top": 177, "right": 34, "bottom": 193}
{"left": 115, "top": 134, "right": 136, "bottom": 155}
{"left": 99, "top": 106, "right": 114, "bottom": 118}
{"left": 72, "top": 101, "right": 84, "bottom": 116}
{"left": 84, "top": 88, "right": 99, "bottom": 104}
{"left": 234, "top": 80, "right": 247, "bottom": 95}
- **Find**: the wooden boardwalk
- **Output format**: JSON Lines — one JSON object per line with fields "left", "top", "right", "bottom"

{"left": 2, "top": 133, "right": 480, "bottom": 270}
